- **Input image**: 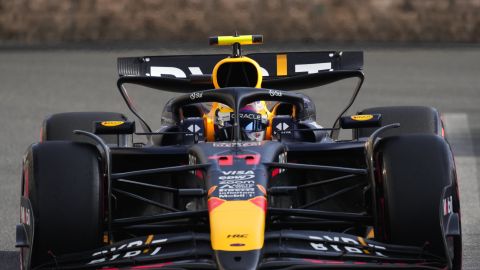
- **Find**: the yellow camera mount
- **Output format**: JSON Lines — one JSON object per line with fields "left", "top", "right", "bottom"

{"left": 209, "top": 34, "right": 263, "bottom": 57}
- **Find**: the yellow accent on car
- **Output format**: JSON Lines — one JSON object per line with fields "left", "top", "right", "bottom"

{"left": 103, "top": 232, "right": 109, "bottom": 244}
{"left": 101, "top": 121, "right": 124, "bottom": 127}
{"left": 351, "top": 114, "right": 374, "bottom": 121}
{"left": 358, "top": 236, "right": 367, "bottom": 246}
{"left": 209, "top": 200, "right": 265, "bottom": 251}
{"left": 203, "top": 50, "right": 272, "bottom": 141}
{"left": 203, "top": 115, "right": 215, "bottom": 142}
{"left": 208, "top": 186, "right": 217, "bottom": 196}
{"left": 211, "top": 56, "right": 263, "bottom": 89}
{"left": 366, "top": 228, "right": 375, "bottom": 239}
{"left": 211, "top": 35, "right": 263, "bottom": 46}
{"left": 143, "top": 234, "right": 154, "bottom": 254}
{"left": 276, "top": 54, "right": 288, "bottom": 76}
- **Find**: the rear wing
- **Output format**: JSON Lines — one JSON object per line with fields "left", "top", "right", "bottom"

{"left": 117, "top": 51, "right": 363, "bottom": 92}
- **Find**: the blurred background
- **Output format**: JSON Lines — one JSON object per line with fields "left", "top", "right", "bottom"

{"left": 1, "top": 0, "right": 480, "bottom": 46}
{"left": 1, "top": 0, "right": 479, "bottom": 269}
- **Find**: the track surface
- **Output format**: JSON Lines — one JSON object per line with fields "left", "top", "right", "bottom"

{"left": 0, "top": 46, "right": 479, "bottom": 269}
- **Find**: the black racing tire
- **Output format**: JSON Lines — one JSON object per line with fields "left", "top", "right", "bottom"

{"left": 42, "top": 111, "right": 128, "bottom": 143}
{"left": 25, "top": 141, "right": 103, "bottom": 268}
{"left": 376, "top": 134, "right": 461, "bottom": 267}
{"left": 357, "top": 106, "right": 442, "bottom": 138}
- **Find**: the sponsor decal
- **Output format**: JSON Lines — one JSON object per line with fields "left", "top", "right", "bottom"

{"left": 275, "top": 122, "right": 290, "bottom": 131}
{"left": 87, "top": 237, "right": 167, "bottom": 265}
{"left": 230, "top": 112, "right": 261, "bottom": 120}
{"left": 227, "top": 234, "right": 248, "bottom": 238}
{"left": 185, "top": 124, "right": 203, "bottom": 137}
{"left": 150, "top": 66, "right": 189, "bottom": 78}
{"left": 87, "top": 236, "right": 167, "bottom": 265}
{"left": 218, "top": 171, "right": 256, "bottom": 199}
{"left": 272, "top": 152, "right": 287, "bottom": 177}
{"left": 189, "top": 92, "right": 203, "bottom": 100}
{"left": 219, "top": 170, "right": 255, "bottom": 180}
{"left": 101, "top": 121, "right": 124, "bottom": 127}
{"left": 150, "top": 62, "right": 332, "bottom": 78}
{"left": 218, "top": 181, "right": 256, "bottom": 199}
{"left": 216, "top": 111, "right": 231, "bottom": 124}
{"left": 443, "top": 195, "right": 453, "bottom": 216}
{"left": 295, "top": 62, "right": 332, "bottom": 74}
{"left": 212, "top": 141, "right": 261, "bottom": 147}
{"left": 186, "top": 124, "right": 201, "bottom": 132}
{"left": 351, "top": 115, "right": 374, "bottom": 121}
{"left": 309, "top": 235, "right": 387, "bottom": 257}
{"left": 269, "top": 89, "right": 282, "bottom": 97}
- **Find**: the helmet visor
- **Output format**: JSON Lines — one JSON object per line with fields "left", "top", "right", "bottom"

{"left": 235, "top": 112, "right": 264, "bottom": 132}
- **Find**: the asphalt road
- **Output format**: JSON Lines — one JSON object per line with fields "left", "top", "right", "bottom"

{"left": 0, "top": 45, "right": 479, "bottom": 269}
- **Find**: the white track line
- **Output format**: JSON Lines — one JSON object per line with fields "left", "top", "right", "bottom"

{"left": 443, "top": 113, "right": 480, "bottom": 270}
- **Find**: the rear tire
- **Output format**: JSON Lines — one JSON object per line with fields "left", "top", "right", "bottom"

{"left": 376, "top": 134, "right": 461, "bottom": 267}
{"left": 357, "top": 106, "right": 442, "bottom": 138}
{"left": 42, "top": 111, "right": 128, "bottom": 144}
{"left": 25, "top": 141, "right": 103, "bottom": 268}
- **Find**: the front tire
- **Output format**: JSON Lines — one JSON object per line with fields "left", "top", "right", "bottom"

{"left": 376, "top": 134, "right": 461, "bottom": 268}
{"left": 23, "top": 141, "right": 103, "bottom": 268}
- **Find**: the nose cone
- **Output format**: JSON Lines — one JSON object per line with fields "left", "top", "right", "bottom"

{"left": 208, "top": 198, "right": 266, "bottom": 251}
{"left": 208, "top": 198, "right": 266, "bottom": 270}
{"left": 215, "top": 250, "right": 261, "bottom": 270}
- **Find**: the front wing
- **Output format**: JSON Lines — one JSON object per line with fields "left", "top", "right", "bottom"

{"left": 34, "top": 230, "right": 446, "bottom": 270}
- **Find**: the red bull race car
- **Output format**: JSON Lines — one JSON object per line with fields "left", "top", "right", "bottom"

{"left": 17, "top": 35, "right": 462, "bottom": 269}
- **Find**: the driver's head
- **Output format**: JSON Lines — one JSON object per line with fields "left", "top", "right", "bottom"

{"left": 237, "top": 103, "right": 266, "bottom": 141}
{"left": 214, "top": 102, "right": 267, "bottom": 141}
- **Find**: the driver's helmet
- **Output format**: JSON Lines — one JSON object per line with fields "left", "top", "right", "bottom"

{"left": 214, "top": 101, "right": 268, "bottom": 141}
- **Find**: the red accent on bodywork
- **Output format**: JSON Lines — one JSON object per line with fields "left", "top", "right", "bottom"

{"left": 23, "top": 166, "right": 29, "bottom": 197}
{"left": 195, "top": 169, "right": 204, "bottom": 179}
{"left": 207, "top": 186, "right": 217, "bottom": 196}
{"left": 130, "top": 262, "right": 173, "bottom": 269}
{"left": 271, "top": 168, "right": 280, "bottom": 177}
{"left": 209, "top": 154, "right": 260, "bottom": 166}
{"left": 237, "top": 154, "right": 260, "bottom": 165}
{"left": 304, "top": 259, "right": 345, "bottom": 265}
{"left": 209, "top": 155, "right": 234, "bottom": 166}
{"left": 249, "top": 196, "right": 267, "bottom": 212}
{"left": 208, "top": 197, "right": 226, "bottom": 212}
{"left": 257, "top": 184, "right": 267, "bottom": 195}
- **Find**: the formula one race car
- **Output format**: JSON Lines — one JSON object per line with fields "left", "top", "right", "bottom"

{"left": 17, "top": 35, "right": 462, "bottom": 270}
